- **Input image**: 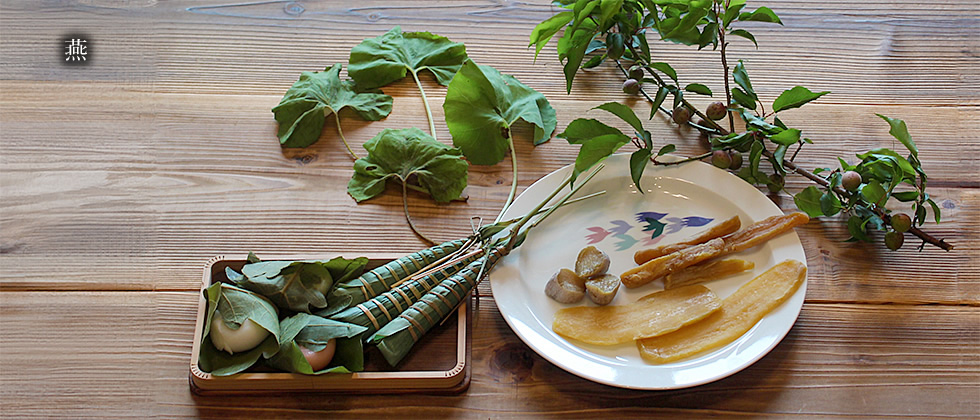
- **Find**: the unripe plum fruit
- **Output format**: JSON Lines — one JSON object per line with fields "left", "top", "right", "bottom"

{"left": 884, "top": 231, "right": 904, "bottom": 250}
{"left": 711, "top": 150, "right": 732, "bottom": 169}
{"left": 705, "top": 101, "right": 727, "bottom": 120}
{"left": 623, "top": 79, "right": 640, "bottom": 95}
{"left": 841, "top": 170, "right": 862, "bottom": 192}
{"left": 891, "top": 213, "right": 912, "bottom": 233}
{"left": 672, "top": 106, "right": 691, "bottom": 125}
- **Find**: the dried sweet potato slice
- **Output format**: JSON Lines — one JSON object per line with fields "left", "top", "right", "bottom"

{"left": 637, "top": 260, "right": 806, "bottom": 363}
{"left": 552, "top": 284, "right": 721, "bottom": 345}
{"left": 634, "top": 215, "right": 741, "bottom": 264}
{"left": 663, "top": 258, "right": 755, "bottom": 289}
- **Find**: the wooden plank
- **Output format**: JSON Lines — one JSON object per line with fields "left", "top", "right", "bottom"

{"left": 2, "top": 1, "right": 977, "bottom": 105}
{"left": 2, "top": 78, "right": 976, "bottom": 302}
{"left": 1, "top": 291, "right": 977, "bottom": 418}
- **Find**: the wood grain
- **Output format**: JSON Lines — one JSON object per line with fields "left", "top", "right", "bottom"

{"left": 1, "top": 292, "right": 977, "bottom": 418}
{"left": 1, "top": 0, "right": 978, "bottom": 417}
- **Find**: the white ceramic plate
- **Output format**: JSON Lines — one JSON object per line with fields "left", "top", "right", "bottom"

{"left": 490, "top": 153, "right": 807, "bottom": 390}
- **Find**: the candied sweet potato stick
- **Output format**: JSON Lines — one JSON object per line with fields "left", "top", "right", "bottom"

{"left": 621, "top": 239, "right": 725, "bottom": 288}
{"left": 723, "top": 212, "right": 809, "bottom": 253}
{"left": 637, "top": 260, "right": 806, "bottom": 363}
{"left": 620, "top": 212, "right": 809, "bottom": 288}
{"left": 663, "top": 258, "right": 755, "bottom": 289}
{"left": 634, "top": 215, "right": 741, "bottom": 264}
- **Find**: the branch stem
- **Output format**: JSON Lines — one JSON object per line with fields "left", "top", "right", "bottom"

{"left": 762, "top": 148, "right": 953, "bottom": 251}
{"left": 718, "top": 1, "right": 736, "bottom": 133}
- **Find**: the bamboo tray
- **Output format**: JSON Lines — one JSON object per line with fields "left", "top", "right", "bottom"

{"left": 189, "top": 256, "right": 471, "bottom": 395}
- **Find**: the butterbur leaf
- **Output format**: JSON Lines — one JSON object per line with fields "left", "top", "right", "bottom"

{"left": 266, "top": 313, "right": 368, "bottom": 374}
{"left": 273, "top": 64, "right": 393, "bottom": 148}
{"left": 594, "top": 102, "right": 644, "bottom": 134}
{"left": 773, "top": 86, "right": 830, "bottom": 113}
{"left": 530, "top": 11, "right": 574, "bottom": 60}
{"left": 738, "top": 7, "right": 782, "bottom": 25}
{"left": 445, "top": 60, "right": 557, "bottom": 164}
{"left": 199, "top": 283, "right": 282, "bottom": 376}
{"left": 684, "top": 83, "right": 712, "bottom": 96}
{"left": 876, "top": 114, "right": 919, "bottom": 160}
{"left": 348, "top": 26, "right": 468, "bottom": 90}
{"left": 729, "top": 29, "right": 757, "bottom": 48}
{"left": 348, "top": 127, "right": 468, "bottom": 202}
{"left": 237, "top": 257, "right": 369, "bottom": 313}
{"left": 793, "top": 186, "right": 824, "bottom": 218}
{"left": 558, "top": 118, "right": 631, "bottom": 182}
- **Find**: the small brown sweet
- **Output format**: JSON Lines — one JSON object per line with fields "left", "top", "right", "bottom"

{"left": 585, "top": 274, "right": 621, "bottom": 305}
{"left": 544, "top": 268, "right": 586, "bottom": 304}
{"left": 575, "top": 246, "right": 610, "bottom": 279}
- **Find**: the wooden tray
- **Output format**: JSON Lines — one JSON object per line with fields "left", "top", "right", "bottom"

{"left": 189, "top": 256, "right": 471, "bottom": 395}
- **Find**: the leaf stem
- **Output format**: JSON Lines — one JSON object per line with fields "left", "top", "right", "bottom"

{"left": 334, "top": 111, "right": 359, "bottom": 160}
{"left": 495, "top": 136, "right": 520, "bottom": 223}
{"left": 761, "top": 148, "right": 953, "bottom": 251}
{"left": 401, "top": 180, "right": 437, "bottom": 246}
{"left": 411, "top": 69, "right": 438, "bottom": 141}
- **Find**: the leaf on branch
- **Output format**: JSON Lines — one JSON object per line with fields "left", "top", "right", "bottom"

{"left": 348, "top": 26, "right": 468, "bottom": 90}
{"left": 793, "top": 186, "right": 824, "bottom": 218}
{"left": 347, "top": 127, "right": 468, "bottom": 203}
{"left": 732, "top": 87, "right": 757, "bottom": 110}
{"left": 728, "top": 29, "right": 758, "bottom": 48}
{"left": 444, "top": 60, "right": 557, "bottom": 165}
{"left": 738, "top": 7, "right": 782, "bottom": 25}
{"left": 273, "top": 64, "right": 393, "bottom": 148}
{"left": 558, "top": 118, "right": 631, "bottom": 183}
{"left": 820, "top": 190, "right": 842, "bottom": 216}
{"left": 732, "top": 60, "right": 756, "bottom": 100}
{"left": 529, "top": 11, "right": 574, "bottom": 60}
{"left": 770, "top": 128, "right": 801, "bottom": 146}
{"left": 861, "top": 180, "right": 887, "bottom": 207}
{"left": 650, "top": 62, "right": 678, "bottom": 83}
{"left": 685, "top": 83, "right": 713, "bottom": 96}
{"left": 876, "top": 114, "right": 919, "bottom": 160}
{"left": 630, "top": 148, "right": 653, "bottom": 191}
{"left": 594, "top": 102, "right": 645, "bottom": 134}
{"left": 772, "top": 86, "right": 830, "bottom": 113}
{"left": 557, "top": 18, "right": 599, "bottom": 93}
{"left": 650, "top": 86, "right": 668, "bottom": 119}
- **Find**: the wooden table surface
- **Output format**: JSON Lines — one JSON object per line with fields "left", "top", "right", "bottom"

{"left": 2, "top": 0, "right": 978, "bottom": 418}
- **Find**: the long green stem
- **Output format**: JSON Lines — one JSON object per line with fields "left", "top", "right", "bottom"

{"left": 504, "top": 170, "right": 578, "bottom": 251}
{"left": 527, "top": 166, "right": 604, "bottom": 230}
{"left": 495, "top": 136, "right": 520, "bottom": 223}
{"left": 334, "top": 111, "right": 359, "bottom": 160}
{"left": 411, "top": 70, "right": 438, "bottom": 141}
